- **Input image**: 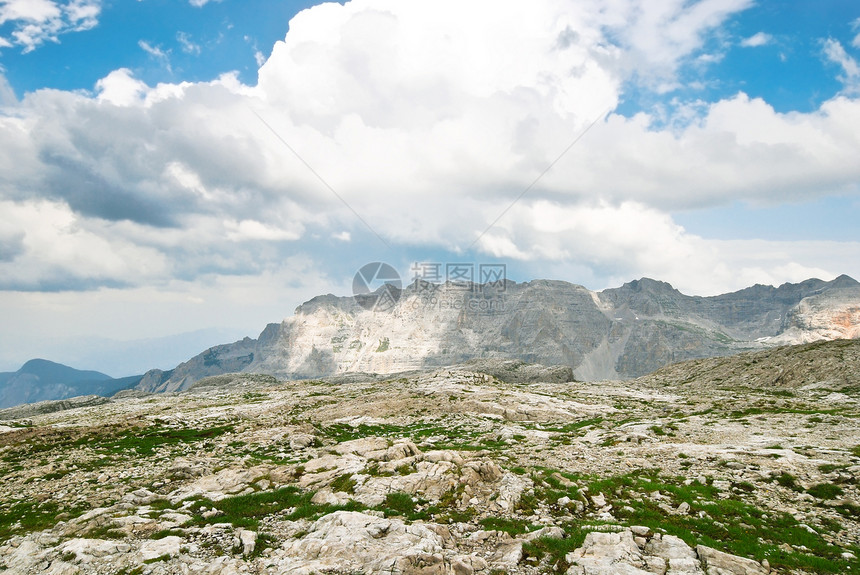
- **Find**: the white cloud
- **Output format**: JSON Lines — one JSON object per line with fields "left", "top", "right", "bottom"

{"left": 849, "top": 17, "right": 860, "bottom": 51}
{"left": 0, "top": 0, "right": 100, "bottom": 52}
{"left": 823, "top": 38, "right": 860, "bottom": 93}
{"left": 138, "top": 39, "right": 172, "bottom": 71}
{"left": 473, "top": 199, "right": 858, "bottom": 296}
{"left": 0, "top": 199, "right": 168, "bottom": 290}
{"left": 95, "top": 68, "right": 147, "bottom": 105}
{"left": 176, "top": 31, "right": 200, "bottom": 55}
{"left": 189, "top": 0, "right": 220, "bottom": 6}
{"left": 224, "top": 219, "right": 302, "bottom": 242}
{"left": 0, "top": 0, "right": 60, "bottom": 24}
{"left": 0, "top": 72, "right": 15, "bottom": 105}
{"left": 65, "top": 0, "right": 98, "bottom": 30}
{"left": 0, "top": 0, "right": 858, "bottom": 302}
{"left": 595, "top": 0, "right": 754, "bottom": 88}
{"left": 739, "top": 31, "right": 772, "bottom": 47}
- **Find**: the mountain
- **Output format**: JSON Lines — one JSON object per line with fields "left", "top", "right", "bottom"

{"left": 0, "top": 359, "right": 142, "bottom": 409}
{"left": 0, "top": 327, "right": 254, "bottom": 377}
{"left": 137, "top": 275, "right": 860, "bottom": 392}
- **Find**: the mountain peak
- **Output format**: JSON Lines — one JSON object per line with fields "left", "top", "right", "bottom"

{"left": 18, "top": 359, "right": 111, "bottom": 383}
{"left": 829, "top": 274, "right": 859, "bottom": 288}
{"left": 619, "top": 277, "right": 680, "bottom": 295}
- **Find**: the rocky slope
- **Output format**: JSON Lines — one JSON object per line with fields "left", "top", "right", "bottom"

{"left": 139, "top": 275, "right": 860, "bottom": 392}
{"left": 0, "top": 340, "right": 858, "bottom": 574}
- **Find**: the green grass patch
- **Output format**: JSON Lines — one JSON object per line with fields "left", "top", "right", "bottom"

{"left": 188, "top": 486, "right": 365, "bottom": 530}
{"left": 329, "top": 473, "right": 357, "bottom": 494}
{"left": 565, "top": 469, "right": 858, "bottom": 574}
{"left": 94, "top": 424, "right": 235, "bottom": 456}
{"left": 0, "top": 499, "right": 89, "bottom": 540}
{"left": 522, "top": 534, "right": 587, "bottom": 574}
{"left": 806, "top": 483, "right": 844, "bottom": 500}
{"left": 774, "top": 472, "right": 803, "bottom": 492}
{"left": 379, "top": 492, "right": 430, "bottom": 520}
{"left": 529, "top": 417, "right": 604, "bottom": 434}
{"left": 479, "top": 516, "right": 536, "bottom": 536}
{"left": 150, "top": 529, "right": 185, "bottom": 540}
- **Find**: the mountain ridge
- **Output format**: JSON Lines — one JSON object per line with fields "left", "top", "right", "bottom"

{"left": 137, "top": 274, "right": 860, "bottom": 393}
{"left": 0, "top": 359, "right": 142, "bottom": 410}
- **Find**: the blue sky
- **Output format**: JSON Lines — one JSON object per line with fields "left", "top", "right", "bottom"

{"left": 1, "top": 0, "right": 859, "bottom": 374}
{"left": 1, "top": 0, "right": 319, "bottom": 94}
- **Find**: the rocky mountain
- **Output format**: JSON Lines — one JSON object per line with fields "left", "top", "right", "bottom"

{"left": 1, "top": 340, "right": 858, "bottom": 574}
{"left": 139, "top": 275, "right": 860, "bottom": 392}
{"left": 0, "top": 359, "right": 141, "bottom": 409}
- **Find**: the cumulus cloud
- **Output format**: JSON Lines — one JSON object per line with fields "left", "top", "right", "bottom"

{"left": 0, "top": 0, "right": 858, "bottom": 300}
{"left": 739, "top": 31, "right": 772, "bottom": 47}
{"left": 0, "top": 0, "right": 100, "bottom": 52}
{"left": 0, "top": 72, "right": 16, "bottom": 105}
{"left": 0, "top": 199, "right": 168, "bottom": 290}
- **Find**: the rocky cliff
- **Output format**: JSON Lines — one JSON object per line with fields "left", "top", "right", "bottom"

{"left": 138, "top": 275, "right": 860, "bottom": 392}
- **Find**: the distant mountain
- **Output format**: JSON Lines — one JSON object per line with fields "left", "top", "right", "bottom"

{"left": 0, "top": 359, "right": 142, "bottom": 409}
{"left": 137, "top": 275, "right": 860, "bottom": 392}
{"left": 0, "top": 327, "right": 253, "bottom": 377}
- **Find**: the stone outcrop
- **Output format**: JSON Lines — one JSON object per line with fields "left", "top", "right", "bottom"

{"left": 565, "top": 529, "right": 771, "bottom": 575}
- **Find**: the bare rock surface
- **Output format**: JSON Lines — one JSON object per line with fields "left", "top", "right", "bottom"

{"left": 0, "top": 340, "right": 858, "bottom": 574}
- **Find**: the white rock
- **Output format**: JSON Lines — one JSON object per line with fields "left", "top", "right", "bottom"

{"left": 60, "top": 538, "right": 131, "bottom": 562}
{"left": 697, "top": 544, "right": 770, "bottom": 575}
{"left": 138, "top": 536, "right": 182, "bottom": 561}
{"left": 289, "top": 433, "right": 317, "bottom": 450}
{"left": 332, "top": 437, "right": 389, "bottom": 456}
{"left": 235, "top": 529, "right": 257, "bottom": 556}
{"left": 522, "top": 526, "right": 565, "bottom": 541}
{"left": 280, "top": 511, "right": 457, "bottom": 573}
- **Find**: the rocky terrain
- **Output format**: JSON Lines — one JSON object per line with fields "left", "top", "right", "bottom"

{"left": 138, "top": 276, "right": 860, "bottom": 392}
{"left": 1, "top": 339, "right": 858, "bottom": 574}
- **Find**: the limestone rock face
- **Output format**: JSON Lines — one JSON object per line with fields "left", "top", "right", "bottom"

{"left": 565, "top": 529, "right": 770, "bottom": 575}
{"left": 136, "top": 275, "right": 860, "bottom": 390}
{"left": 277, "top": 511, "right": 484, "bottom": 575}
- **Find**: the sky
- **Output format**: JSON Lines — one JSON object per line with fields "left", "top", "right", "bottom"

{"left": 1, "top": 0, "right": 859, "bottom": 375}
